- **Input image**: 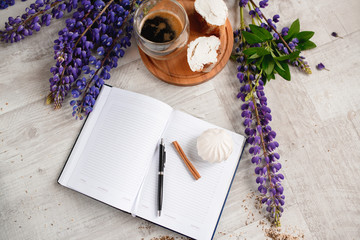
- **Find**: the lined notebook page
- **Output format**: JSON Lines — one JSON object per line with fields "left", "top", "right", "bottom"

{"left": 136, "top": 110, "right": 245, "bottom": 240}
{"left": 64, "top": 88, "right": 173, "bottom": 213}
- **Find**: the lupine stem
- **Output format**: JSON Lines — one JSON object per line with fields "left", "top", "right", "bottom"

{"left": 240, "top": 21, "right": 275, "bottom": 205}
{"left": 72, "top": 0, "right": 114, "bottom": 50}
{"left": 251, "top": 95, "right": 273, "bottom": 186}
{"left": 239, "top": 4, "right": 282, "bottom": 227}
{"left": 240, "top": 6, "right": 245, "bottom": 30}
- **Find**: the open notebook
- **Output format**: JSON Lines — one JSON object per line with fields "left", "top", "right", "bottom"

{"left": 58, "top": 85, "right": 246, "bottom": 240}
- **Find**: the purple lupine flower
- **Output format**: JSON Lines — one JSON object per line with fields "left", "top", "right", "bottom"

{"left": 288, "top": 42, "right": 295, "bottom": 50}
{"left": 0, "top": 0, "right": 16, "bottom": 10}
{"left": 94, "top": 0, "right": 104, "bottom": 10}
{"left": 331, "top": 31, "right": 343, "bottom": 38}
{"left": 283, "top": 47, "right": 289, "bottom": 54}
{"left": 260, "top": 23, "right": 268, "bottom": 29}
{"left": 249, "top": 10, "right": 256, "bottom": 18}
{"left": 273, "top": 33, "right": 279, "bottom": 40}
{"left": 292, "top": 38, "right": 299, "bottom": 44}
{"left": 316, "top": 63, "right": 325, "bottom": 70}
{"left": 281, "top": 27, "right": 289, "bottom": 36}
{"left": 316, "top": 62, "right": 329, "bottom": 71}
{"left": 259, "top": 0, "right": 268, "bottom": 8}
{"left": 239, "top": 0, "right": 249, "bottom": 7}
{"left": 273, "top": 14, "right": 280, "bottom": 23}
{"left": 255, "top": 7, "right": 263, "bottom": 18}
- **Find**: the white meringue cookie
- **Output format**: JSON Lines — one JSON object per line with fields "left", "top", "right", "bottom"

{"left": 197, "top": 128, "right": 233, "bottom": 163}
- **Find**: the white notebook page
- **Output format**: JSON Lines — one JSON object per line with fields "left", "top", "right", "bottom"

{"left": 64, "top": 88, "right": 173, "bottom": 212}
{"left": 136, "top": 110, "right": 245, "bottom": 240}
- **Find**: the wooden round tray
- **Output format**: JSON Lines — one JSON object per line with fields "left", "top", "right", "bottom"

{"left": 138, "top": 0, "right": 234, "bottom": 86}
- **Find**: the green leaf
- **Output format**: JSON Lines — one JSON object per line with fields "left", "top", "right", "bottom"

{"left": 297, "top": 40, "right": 317, "bottom": 50}
{"left": 242, "top": 31, "right": 265, "bottom": 44}
{"left": 288, "top": 50, "right": 300, "bottom": 60}
{"left": 274, "top": 59, "right": 284, "bottom": 71}
{"left": 249, "top": 53, "right": 261, "bottom": 59}
{"left": 262, "top": 55, "right": 275, "bottom": 75}
{"left": 268, "top": 72, "right": 275, "bottom": 80}
{"left": 295, "top": 31, "right": 315, "bottom": 42}
{"left": 249, "top": 24, "right": 273, "bottom": 41}
{"left": 255, "top": 56, "right": 263, "bottom": 69}
{"left": 274, "top": 50, "right": 300, "bottom": 61}
{"left": 284, "top": 19, "right": 300, "bottom": 41}
{"left": 274, "top": 54, "right": 290, "bottom": 61}
{"left": 243, "top": 47, "right": 270, "bottom": 57}
{"left": 275, "top": 61, "right": 291, "bottom": 81}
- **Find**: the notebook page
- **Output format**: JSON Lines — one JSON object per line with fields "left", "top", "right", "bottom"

{"left": 64, "top": 88, "right": 173, "bottom": 213}
{"left": 58, "top": 85, "right": 112, "bottom": 185}
{"left": 136, "top": 110, "right": 245, "bottom": 240}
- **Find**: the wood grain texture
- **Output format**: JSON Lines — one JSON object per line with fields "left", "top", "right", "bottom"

{"left": 1, "top": 0, "right": 360, "bottom": 239}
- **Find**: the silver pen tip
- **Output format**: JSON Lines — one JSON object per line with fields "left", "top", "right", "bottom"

{"left": 161, "top": 138, "right": 164, "bottom": 145}
{"left": 158, "top": 210, "right": 161, "bottom": 217}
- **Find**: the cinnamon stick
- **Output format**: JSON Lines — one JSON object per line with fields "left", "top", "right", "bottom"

{"left": 172, "top": 141, "right": 201, "bottom": 180}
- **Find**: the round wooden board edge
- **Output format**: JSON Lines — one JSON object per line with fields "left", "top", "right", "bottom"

{"left": 138, "top": 19, "right": 234, "bottom": 86}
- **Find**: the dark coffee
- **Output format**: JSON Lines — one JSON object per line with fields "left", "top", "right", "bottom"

{"left": 140, "top": 11, "right": 183, "bottom": 43}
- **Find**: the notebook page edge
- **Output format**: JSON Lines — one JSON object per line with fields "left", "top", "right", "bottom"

{"left": 57, "top": 85, "right": 112, "bottom": 186}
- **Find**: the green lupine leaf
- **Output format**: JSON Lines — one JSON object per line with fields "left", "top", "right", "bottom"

{"left": 262, "top": 55, "right": 275, "bottom": 75}
{"left": 268, "top": 72, "right": 275, "bottom": 80}
{"left": 243, "top": 47, "right": 270, "bottom": 56}
{"left": 242, "top": 31, "right": 265, "bottom": 44}
{"left": 249, "top": 53, "right": 261, "bottom": 59}
{"left": 274, "top": 50, "right": 300, "bottom": 61}
{"left": 274, "top": 59, "right": 285, "bottom": 71}
{"left": 295, "top": 31, "right": 315, "bottom": 42}
{"left": 284, "top": 19, "right": 300, "bottom": 41}
{"left": 274, "top": 54, "right": 290, "bottom": 61}
{"left": 246, "top": 57, "right": 254, "bottom": 64}
{"left": 297, "top": 40, "right": 317, "bottom": 50}
{"left": 249, "top": 24, "right": 273, "bottom": 41}
{"left": 288, "top": 50, "right": 300, "bottom": 60}
{"left": 275, "top": 61, "right": 291, "bottom": 81}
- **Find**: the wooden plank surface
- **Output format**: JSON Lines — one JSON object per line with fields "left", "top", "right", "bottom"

{"left": 1, "top": 0, "right": 360, "bottom": 239}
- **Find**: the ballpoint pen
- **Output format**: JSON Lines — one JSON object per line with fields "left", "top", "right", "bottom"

{"left": 158, "top": 138, "right": 166, "bottom": 217}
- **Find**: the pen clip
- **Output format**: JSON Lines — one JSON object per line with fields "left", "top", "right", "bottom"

{"left": 163, "top": 149, "right": 166, "bottom": 166}
{"left": 162, "top": 139, "right": 166, "bottom": 166}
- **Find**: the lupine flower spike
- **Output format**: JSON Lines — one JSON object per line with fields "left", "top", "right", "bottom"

{"left": 46, "top": 0, "right": 138, "bottom": 119}
{"left": 233, "top": 0, "right": 316, "bottom": 226}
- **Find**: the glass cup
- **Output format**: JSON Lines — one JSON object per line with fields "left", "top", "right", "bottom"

{"left": 133, "top": 0, "right": 190, "bottom": 60}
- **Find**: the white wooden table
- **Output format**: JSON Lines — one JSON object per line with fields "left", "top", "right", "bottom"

{"left": 1, "top": 0, "right": 360, "bottom": 239}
